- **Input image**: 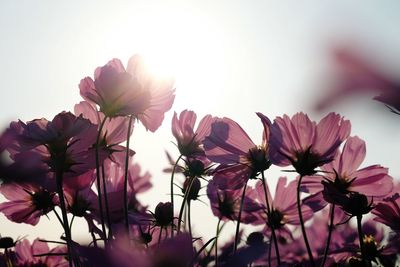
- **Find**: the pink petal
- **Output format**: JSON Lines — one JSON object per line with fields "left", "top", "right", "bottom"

{"left": 79, "top": 77, "right": 100, "bottom": 105}
{"left": 74, "top": 101, "right": 101, "bottom": 125}
{"left": 94, "top": 58, "right": 126, "bottom": 79}
{"left": 137, "top": 81, "right": 175, "bottom": 132}
{"left": 204, "top": 117, "right": 255, "bottom": 164}
{"left": 313, "top": 113, "right": 351, "bottom": 157}
{"left": 338, "top": 136, "right": 366, "bottom": 175}
{"left": 350, "top": 165, "right": 393, "bottom": 197}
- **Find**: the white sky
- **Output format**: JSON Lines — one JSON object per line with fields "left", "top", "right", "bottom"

{"left": 1, "top": 0, "right": 400, "bottom": 245}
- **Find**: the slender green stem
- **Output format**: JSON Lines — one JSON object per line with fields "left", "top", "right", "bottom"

{"left": 53, "top": 208, "right": 64, "bottom": 227}
{"left": 297, "top": 175, "right": 315, "bottom": 267}
{"left": 261, "top": 172, "right": 281, "bottom": 265}
{"left": 101, "top": 164, "right": 113, "bottom": 239}
{"left": 188, "top": 200, "right": 193, "bottom": 238}
{"left": 95, "top": 116, "right": 108, "bottom": 243}
{"left": 177, "top": 176, "right": 195, "bottom": 233}
{"left": 208, "top": 221, "right": 225, "bottom": 254}
{"left": 123, "top": 115, "right": 134, "bottom": 235}
{"left": 215, "top": 218, "right": 221, "bottom": 267}
{"left": 5, "top": 248, "right": 13, "bottom": 267}
{"left": 158, "top": 226, "right": 163, "bottom": 245}
{"left": 56, "top": 170, "right": 73, "bottom": 267}
{"left": 170, "top": 154, "right": 183, "bottom": 237}
{"left": 320, "top": 204, "right": 335, "bottom": 267}
{"left": 268, "top": 233, "right": 272, "bottom": 267}
{"left": 69, "top": 215, "right": 76, "bottom": 234}
{"left": 357, "top": 215, "right": 368, "bottom": 266}
{"left": 233, "top": 182, "right": 248, "bottom": 254}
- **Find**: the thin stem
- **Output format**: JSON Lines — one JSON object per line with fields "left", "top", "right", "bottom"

{"left": 170, "top": 154, "right": 183, "bottom": 238}
{"left": 261, "top": 172, "right": 281, "bottom": 265}
{"left": 69, "top": 215, "right": 76, "bottom": 234}
{"left": 95, "top": 116, "right": 108, "bottom": 244}
{"left": 208, "top": 221, "right": 225, "bottom": 254}
{"left": 53, "top": 209, "right": 64, "bottom": 227}
{"left": 56, "top": 170, "right": 73, "bottom": 267}
{"left": 188, "top": 200, "right": 192, "bottom": 238}
{"left": 90, "top": 231, "right": 97, "bottom": 248}
{"left": 177, "top": 176, "right": 195, "bottom": 233}
{"left": 268, "top": 233, "right": 272, "bottom": 267}
{"left": 215, "top": 218, "right": 221, "bottom": 267}
{"left": 233, "top": 182, "right": 248, "bottom": 254}
{"left": 320, "top": 204, "right": 335, "bottom": 267}
{"left": 158, "top": 226, "right": 163, "bottom": 245}
{"left": 297, "top": 175, "right": 315, "bottom": 267}
{"left": 357, "top": 215, "right": 368, "bottom": 266}
{"left": 5, "top": 248, "right": 13, "bottom": 267}
{"left": 123, "top": 115, "right": 134, "bottom": 235}
{"left": 101, "top": 164, "right": 113, "bottom": 239}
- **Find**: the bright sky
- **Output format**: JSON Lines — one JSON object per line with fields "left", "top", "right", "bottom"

{"left": 1, "top": 0, "right": 400, "bottom": 244}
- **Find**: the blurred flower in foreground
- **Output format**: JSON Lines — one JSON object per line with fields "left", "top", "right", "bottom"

{"left": 314, "top": 47, "right": 400, "bottom": 114}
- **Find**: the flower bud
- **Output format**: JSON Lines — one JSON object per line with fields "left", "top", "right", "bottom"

{"left": 154, "top": 202, "right": 173, "bottom": 227}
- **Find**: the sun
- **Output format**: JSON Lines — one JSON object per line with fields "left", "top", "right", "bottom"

{"left": 126, "top": 7, "right": 229, "bottom": 95}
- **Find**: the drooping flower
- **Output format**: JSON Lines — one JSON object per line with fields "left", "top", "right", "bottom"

{"left": 269, "top": 112, "right": 351, "bottom": 176}
{"left": 79, "top": 55, "right": 175, "bottom": 131}
{"left": 0, "top": 182, "right": 57, "bottom": 225}
{"left": 171, "top": 110, "right": 212, "bottom": 158}
{"left": 203, "top": 114, "right": 272, "bottom": 190}
{"left": 302, "top": 136, "right": 393, "bottom": 209}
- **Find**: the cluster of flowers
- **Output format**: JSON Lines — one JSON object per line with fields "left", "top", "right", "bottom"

{"left": 0, "top": 54, "right": 399, "bottom": 267}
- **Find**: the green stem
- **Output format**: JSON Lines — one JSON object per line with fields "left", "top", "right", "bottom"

{"left": 215, "top": 218, "right": 221, "bottom": 267}
{"left": 123, "top": 115, "right": 134, "bottom": 235}
{"left": 177, "top": 176, "right": 195, "bottom": 233}
{"left": 158, "top": 226, "right": 163, "bottom": 245}
{"left": 56, "top": 170, "right": 73, "bottom": 267}
{"left": 268, "top": 233, "right": 272, "bottom": 267}
{"left": 101, "top": 164, "right": 113, "bottom": 239}
{"left": 261, "top": 172, "right": 281, "bottom": 265}
{"left": 233, "top": 182, "right": 248, "bottom": 254}
{"left": 357, "top": 215, "right": 369, "bottom": 266}
{"left": 95, "top": 116, "right": 108, "bottom": 244}
{"left": 170, "top": 154, "right": 183, "bottom": 237}
{"left": 188, "top": 200, "right": 192, "bottom": 238}
{"left": 320, "top": 204, "right": 335, "bottom": 267}
{"left": 297, "top": 175, "right": 315, "bottom": 267}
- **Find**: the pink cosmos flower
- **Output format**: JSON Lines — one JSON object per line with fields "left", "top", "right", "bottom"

{"left": 269, "top": 112, "right": 351, "bottom": 176}
{"left": 372, "top": 193, "right": 400, "bottom": 233}
{"left": 302, "top": 136, "right": 393, "bottom": 208}
{"left": 74, "top": 101, "right": 135, "bottom": 160}
{"left": 8, "top": 112, "right": 101, "bottom": 176}
{"left": 171, "top": 110, "right": 212, "bottom": 158}
{"left": 80, "top": 55, "right": 175, "bottom": 131}
{"left": 14, "top": 238, "right": 67, "bottom": 267}
{"left": 203, "top": 114, "right": 272, "bottom": 190}
{"left": 207, "top": 179, "right": 262, "bottom": 224}
{"left": 314, "top": 47, "right": 400, "bottom": 114}
{"left": 0, "top": 182, "right": 57, "bottom": 225}
{"left": 94, "top": 159, "right": 151, "bottom": 231}
{"left": 254, "top": 177, "right": 314, "bottom": 239}
{"left": 62, "top": 170, "right": 105, "bottom": 237}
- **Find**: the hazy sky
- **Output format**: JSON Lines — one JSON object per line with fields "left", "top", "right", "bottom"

{"left": 1, "top": 0, "right": 400, "bottom": 243}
